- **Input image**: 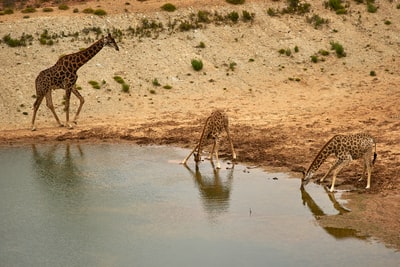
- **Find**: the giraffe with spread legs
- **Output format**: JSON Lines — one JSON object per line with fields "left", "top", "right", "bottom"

{"left": 302, "top": 133, "right": 377, "bottom": 192}
{"left": 31, "top": 33, "right": 119, "bottom": 131}
{"left": 181, "top": 110, "right": 236, "bottom": 169}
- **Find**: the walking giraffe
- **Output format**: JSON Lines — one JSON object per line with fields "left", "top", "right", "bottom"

{"left": 181, "top": 110, "right": 237, "bottom": 169}
{"left": 31, "top": 33, "right": 119, "bottom": 131}
{"left": 301, "top": 133, "right": 377, "bottom": 192}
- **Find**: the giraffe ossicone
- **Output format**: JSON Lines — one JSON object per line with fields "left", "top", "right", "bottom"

{"left": 31, "top": 33, "right": 119, "bottom": 131}
{"left": 181, "top": 110, "right": 236, "bottom": 169}
{"left": 302, "top": 133, "right": 377, "bottom": 192}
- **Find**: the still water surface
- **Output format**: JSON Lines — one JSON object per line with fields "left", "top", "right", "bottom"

{"left": 0, "top": 144, "right": 398, "bottom": 267}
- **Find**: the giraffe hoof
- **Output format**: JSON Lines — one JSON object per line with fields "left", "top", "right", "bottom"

{"left": 31, "top": 127, "right": 36, "bottom": 131}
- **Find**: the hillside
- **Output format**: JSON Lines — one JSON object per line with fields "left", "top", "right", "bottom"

{"left": 0, "top": 0, "right": 399, "bottom": 249}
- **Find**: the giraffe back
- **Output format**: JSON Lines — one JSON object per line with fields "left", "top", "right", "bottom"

{"left": 305, "top": 133, "right": 375, "bottom": 179}
{"left": 199, "top": 110, "right": 228, "bottom": 148}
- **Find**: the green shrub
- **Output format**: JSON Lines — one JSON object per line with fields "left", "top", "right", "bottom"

{"left": 227, "top": 11, "right": 239, "bottom": 23}
{"left": 88, "top": 80, "right": 100, "bottom": 89}
{"left": 326, "top": 0, "right": 347, "bottom": 14}
{"left": 163, "top": 85, "right": 172, "bottom": 89}
{"left": 310, "top": 55, "right": 318, "bottom": 63}
{"left": 367, "top": 2, "right": 377, "bottom": 13}
{"left": 370, "top": 70, "right": 376, "bottom": 76}
{"left": 21, "top": 7, "right": 36, "bottom": 13}
{"left": 121, "top": 83, "right": 130, "bottom": 93}
{"left": 191, "top": 59, "right": 203, "bottom": 71}
{"left": 226, "top": 0, "right": 245, "bottom": 4}
{"left": 58, "top": 4, "right": 69, "bottom": 10}
{"left": 42, "top": 7, "right": 53, "bottom": 12}
{"left": 161, "top": 3, "right": 176, "bottom": 12}
{"left": 82, "top": 8, "right": 94, "bottom": 14}
{"left": 267, "top": 8, "right": 277, "bottom": 16}
{"left": 242, "top": 10, "right": 255, "bottom": 22}
{"left": 113, "top": 76, "right": 125, "bottom": 84}
{"left": 2, "top": 33, "right": 33, "bottom": 47}
{"left": 330, "top": 41, "right": 346, "bottom": 57}
{"left": 0, "top": 8, "right": 14, "bottom": 15}
{"left": 152, "top": 78, "right": 161, "bottom": 86}
{"left": 94, "top": 9, "right": 107, "bottom": 16}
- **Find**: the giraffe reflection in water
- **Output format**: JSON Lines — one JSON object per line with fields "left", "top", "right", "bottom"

{"left": 300, "top": 185, "right": 367, "bottom": 240}
{"left": 31, "top": 144, "right": 84, "bottom": 198}
{"left": 184, "top": 162, "right": 235, "bottom": 221}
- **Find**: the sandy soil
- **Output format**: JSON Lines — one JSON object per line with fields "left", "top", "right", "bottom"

{"left": 0, "top": 0, "right": 399, "bottom": 249}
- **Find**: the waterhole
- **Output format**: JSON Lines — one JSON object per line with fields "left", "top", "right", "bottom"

{"left": 0, "top": 144, "right": 398, "bottom": 266}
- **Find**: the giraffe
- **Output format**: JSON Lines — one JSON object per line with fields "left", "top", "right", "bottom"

{"left": 181, "top": 110, "right": 237, "bottom": 169}
{"left": 301, "top": 133, "right": 377, "bottom": 192}
{"left": 31, "top": 33, "right": 119, "bottom": 131}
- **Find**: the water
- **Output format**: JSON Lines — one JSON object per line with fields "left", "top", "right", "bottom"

{"left": 0, "top": 144, "right": 398, "bottom": 267}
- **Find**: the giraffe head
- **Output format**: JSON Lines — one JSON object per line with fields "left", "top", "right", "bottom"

{"left": 301, "top": 170, "right": 314, "bottom": 186}
{"left": 103, "top": 33, "right": 119, "bottom": 51}
{"left": 193, "top": 152, "right": 201, "bottom": 164}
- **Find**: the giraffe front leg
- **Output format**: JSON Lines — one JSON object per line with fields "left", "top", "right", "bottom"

{"left": 214, "top": 139, "right": 221, "bottom": 169}
{"left": 71, "top": 86, "right": 85, "bottom": 124}
{"left": 328, "top": 159, "right": 351, "bottom": 192}
{"left": 64, "top": 89, "right": 73, "bottom": 129}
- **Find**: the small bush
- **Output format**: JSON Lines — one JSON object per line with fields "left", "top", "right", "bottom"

{"left": 163, "top": 85, "right": 172, "bottom": 89}
{"left": 121, "top": 83, "right": 130, "bottom": 93}
{"left": 196, "top": 41, "right": 206, "bottom": 48}
{"left": 330, "top": 41, "right": 346, "bottom": 57}
{"left": 161, "top": 3, "right": 176, "bottom": 12}
{"left": 82, "top": 8, "right": 94, "bottom": 14}
{"left": 88, "top": 80, "right": 100, "bottom": 89}
{"left": 318, "top": 49, "right": 330, "bottom": 56}
{"left": 191, "top": 59, "right": 203, "bottom": 71}
{"left": 0, "top": 8, "right": 14, "bottom": 15}
{"left": 58, "top": 4, "right": 69, "bottom": 10}
{"left": 310, "top": 55, "right": 318, "bottom": 63}
{"left": 21, "top": 7, "right": 36, "bottom": 13}
{"left": 113, "top": 76, "right": 125, "bottom": 84}
{"left": 94, "top": 9, "right": 107, "bottom": 16}
{"left": 370, "top": 70, "right": 376, "bottom": 76}
{"left": 326, "top": 0, "right": 347, "bottom": 14}
{"left": 242, "top": 10, "right": 255, "bottom": 22}
{"left": 226, "top": 0, "right": 245, "bottom": 4}
{"left": 42, "top": 7, "right": 53, "bottom": 12}
{"left": 367, "top": 2, "right": 377, "bottom": 13}
{"left": 267, "top": 8, "right": 277, "bottom": 16}
{"left": 227, "top": 11, "right": 239, "bottom": 23}
{"left": 152, "top": 78, "right": 161, "bottom": 86}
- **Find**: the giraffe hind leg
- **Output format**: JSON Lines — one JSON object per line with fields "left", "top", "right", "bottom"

{"left": 31, "top": 94, "right": 45, "bottom": 131}
{"left": 45, "top": 91, "right": 63, "bottom": 128}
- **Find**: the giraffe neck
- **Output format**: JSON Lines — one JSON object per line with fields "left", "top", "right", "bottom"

{"left": 62, "top": 37, "right": 105, "bottom": 70}
{"left": 196, "top": 116, "right": 212, "bottom": 156}
{"left": 306, "top": 136, "right": 337, "bottom": 175}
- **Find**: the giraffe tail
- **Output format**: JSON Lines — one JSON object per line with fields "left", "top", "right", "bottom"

{"left": 372, "top": 142, "right": 377, "bottom": 165}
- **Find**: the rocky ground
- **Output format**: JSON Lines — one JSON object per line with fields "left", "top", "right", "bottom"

{"left": 0, "top": 0, "right": 399, "bottom": 250}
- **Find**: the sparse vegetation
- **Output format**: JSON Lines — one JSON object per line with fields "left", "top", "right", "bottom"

{"left": 325, "top": 0, "right": 347, "bottom": 14}
{"left": 307, "top": 14, "right": 329, "bottom": 28}
{"left": 163, "top": 85, "right": 172, "bottom": 89}
{"left": 191, "top": 59, "right": 204, "bottom": 71}
{"left": 2, "top": 33, "right": 33, "bottom": 47}
{"left": 281, "top": 0, "right": 311, "bottom": 15}
{"left": 370, "top": 70, "right": 376, "bottom": 76}
{"left": 367, "top": 1, "right": 378, "bottom": 13}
